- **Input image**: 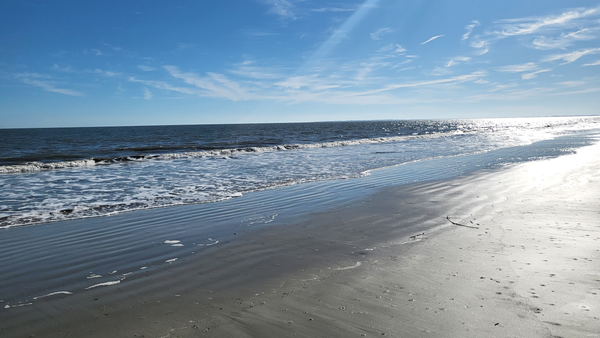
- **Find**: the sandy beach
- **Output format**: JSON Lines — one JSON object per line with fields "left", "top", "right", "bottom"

{"left": 2, "top": 142, "right": 599, "bottom": 338}
{"left": 4, "top": 1, "right": 600, "bottom": 336}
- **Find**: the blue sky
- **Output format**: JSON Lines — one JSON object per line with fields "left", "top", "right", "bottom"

{"left": 1, "top": 0, "right": 599, "bottom": 128}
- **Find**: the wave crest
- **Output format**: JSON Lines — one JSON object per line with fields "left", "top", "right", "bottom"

{"left": 0, "top": 133, "right": 452, "bottom": 174}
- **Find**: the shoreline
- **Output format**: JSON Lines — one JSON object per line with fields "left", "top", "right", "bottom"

{"left": 2, "top": 142, "right": 599, "bottom": 337}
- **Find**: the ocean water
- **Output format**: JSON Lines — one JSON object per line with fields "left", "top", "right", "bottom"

{"left": 1, "top": 116, "right": 600, "bottom": 229}
{"left": 1, "top": 116, "right": 600, "bottom": 308}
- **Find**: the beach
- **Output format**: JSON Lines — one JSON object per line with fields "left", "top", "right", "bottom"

{"left": 4, "top": 0, "right": 600, "bottom": 335}
{"left": 2, "top": 140, "right": 598, "bottom": 337}
{"left": 3, "top": 0, "right": 600, "bottom": 335}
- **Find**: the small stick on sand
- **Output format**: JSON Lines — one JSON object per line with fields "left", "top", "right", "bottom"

{"left": 446, "top": 216, "right": 479, "bottom": 229}
{"left": 409, "top": 232, "right": 425, "bottom": 240}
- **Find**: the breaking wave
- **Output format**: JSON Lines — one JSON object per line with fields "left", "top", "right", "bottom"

{"left": 0, "top": 132, "right": 454, "bottom": 174}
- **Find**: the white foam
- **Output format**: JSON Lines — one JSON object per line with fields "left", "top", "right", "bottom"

{"left": 1, "top": 134, "right": 445, "bottom": 175}
{"left": 2, "top": 117, "right": 599, "bottom": 230}
{"left": 164, "top": 240, "right": 180, "bottom": 244}
{"left": 336, "top": 262, "right": 362, "bottom": 271}
{"left": 264, "top": 213, "right": 278, "bottom": 224}
{"left": 6, "top": 303, "right": 33, "bottom": 308}
{"left": 153, "top": 133, "right": 451, "bottom": 162}
{"left": 204, "top": 238, "right": 220, "bottom": 246}
{"left": 0, "top": 159, "right": 96, "bottom": 174}
{"left": 84, "top": 280, "right": 121, "bottom": 290}
{"left": 87, "top": 274, "right": 102, "bottom": 279}
{"left": 165, "top": 258, "right": 178, "bottom": 263}
{"left": 171, "top": 243, "right": 184, "bottom": 247}
{"left": 33, "top": 291, "right": 73, "bottom": 300}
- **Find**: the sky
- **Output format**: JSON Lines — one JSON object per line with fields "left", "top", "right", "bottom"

{"left": 1, "top": 0, "right": 599, "bottom": 128}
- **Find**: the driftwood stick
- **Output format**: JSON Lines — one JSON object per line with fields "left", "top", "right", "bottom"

{"left": 409, "top": 232, "right": 425, "bottom": 240}
{"left": 446, "top": 216, "right": 479, "bottom": 229}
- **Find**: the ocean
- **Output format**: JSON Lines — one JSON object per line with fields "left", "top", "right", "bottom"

{"left": 1, "top": 117, "right": 600, "bottom": 229}
{"left": 1, "top": 116, "right": 600, "bottom": 307}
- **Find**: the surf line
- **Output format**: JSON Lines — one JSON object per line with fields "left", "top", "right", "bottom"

{"left": 336, "top": 262, "right": 362, "bottom": 271}
{"left": 32, "top": 291, "right": 73, "bottom": 300}
{"left": 84, "top": 280, "right": 121, "bottom": 290}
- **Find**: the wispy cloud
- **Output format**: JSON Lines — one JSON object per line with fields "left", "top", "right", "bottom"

{"left": 271, "top": 71, "right": 487, "bottom": 105}
{"left": 421, "top": 35, "right": 444, "bottom": 45}
{"left": 94, "top": 69, "right": 120, "bottom": 77}
{"left": 104, "top": 44, "right": 122, "bottom": 51}
{"left": 370, "top": 27, "right": 392, "bottom": 40}
{"left": 348, "top": 44, "right": 409, "bottom": 80}
{"left": 127, "top": 59, "right": 490, "bottom": 106}
{"left": 474, "top": 48, "right": 489, "bottom": 56}
{"left": 138, "top": 65, "right": 156, "bottom": 71}
{"left": 52, "top": 64, "right": 76, "bottom": 72}
{"left": 543, "top": 47, "right": 600, "bottom": 63}
{"left": 275, "top": 74, "right": 342, "bottom": 91}
{"left": 228, "top": 60, "right": 286, "bottom": 80}
{"left": 489, "top": 83, "right": 519, "bottom": 92}
{"left": 143, "top": 88, "right": 152, "bottom": 100}
{"left": 15, "top": 73, "right": 84, "bottom": 97}
{"left": 52, "top": 64, "right": 120, "bottom": 77}
{"left": 354, "top": 60, "right": 391, "bottom": 81}
{"left": 129, "top": 77, "right": 197, "bottom": 95}
{"left": 377, "top": 43, "right": 406, "bottom": 54}
{"left": 583, "top": 60, "right": 600, "bottom": 66}
{"left": 465, "top": 5, "right": 600, "bottom": 56}
{"left": 436, "top": 56, "right": 472, "bottom": 72}
{"left": 556, "top": 87, "right": 600, "bottom": 95}
{"left": 120, "top": 5, "right": 600, "bottom": 109}
{"left": 559, "top": 81, "right": 585, "bottom": 87}
{"left": 164, "top": 66, "right": 251, "bottom": 101}
{"left": 312, "top": 7, "right": 354, "bottom": 13}
{"left": 90, "top": 49, "right": 104, "bottom": 56}
{"left": 447, "top": 56, "right": 471, "bottom": 67}
{"left": 260, "top": 0, "right": 296, "bottom": 19}
{"left": 521, "top": 69, "right": 551, "bottom": 80}
{"left": 468, "top": 87, "right": 556, "bottom": 101}
{"left": 469, "top": 37, "right": 490, "bottom": 55}
{"left": 366, "top": 71, "right": 487, "bottom": 93}
{"left": 532, "top": 28, "right": 597, "bottom": 50}
{"left": 470, "top": 39, "right": 488, "bottom": 49}
{"left": 301, "top": 0, "right": 381, "bottom": 66}
{"left": 494, "top": 7, "right": 600, "bottom": 37}
{"left": 462, "top": 20, "right": 480, "bottom": 40}
{"left": 494, "top": 62, "right": 538, "bottom": 72}
{"left": 247, "top": 30, "right": 278, "bottom": 37}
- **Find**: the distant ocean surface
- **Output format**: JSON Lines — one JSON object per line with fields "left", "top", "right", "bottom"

{"left": 1, "top": 117, "right": 599, "bottom": 228}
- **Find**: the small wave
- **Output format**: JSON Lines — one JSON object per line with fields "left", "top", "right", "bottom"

{"left": 32, "top": 291, "right": 73, "bottom": 300}
{"left": 336, "top": 262, "right": 362, "bottom": 271}
{"left": 154, "top": 132, "right": 452, "bottom": 160}
{"left": 0, "top": 132, "right": 455, "bottom": 174}
{"left": 0, "top": 159, "right": 97, "bottom": 174}
{"left": 84, "top": 280, "right": 121, "bottom": 290}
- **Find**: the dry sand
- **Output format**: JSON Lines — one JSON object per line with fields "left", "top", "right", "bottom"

{"left": 2, "top": 143, "right": 599, "bottom": 338}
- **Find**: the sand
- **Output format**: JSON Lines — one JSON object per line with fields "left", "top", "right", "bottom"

{"left": 2, "top": 143, "right": 599, "bottom": 338}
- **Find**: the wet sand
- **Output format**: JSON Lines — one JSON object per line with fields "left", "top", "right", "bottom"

{"left": 2, "top": 143, "right": 599, "bottom": 337}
